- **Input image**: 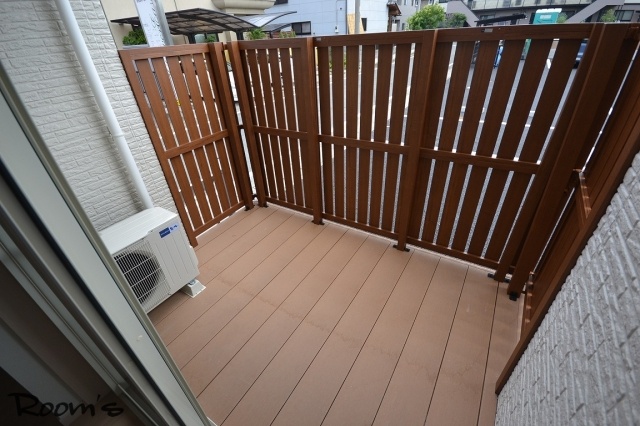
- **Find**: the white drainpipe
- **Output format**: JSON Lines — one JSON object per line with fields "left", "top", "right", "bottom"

{"left": 54, "top": 0, "right": 154, "bottom": 210}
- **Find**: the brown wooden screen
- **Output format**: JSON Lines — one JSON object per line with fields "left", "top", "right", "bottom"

{"left": 497, "top": 24, "right": 640, "bottom": 392}
{"left": 119, "top": 45, "right": 253, "bottom": 246}
{"left": 228, "top": 38, "right": 322, "bottom": 223}
{"left": 231, "top": 24, "right": 631, "bottom": 277}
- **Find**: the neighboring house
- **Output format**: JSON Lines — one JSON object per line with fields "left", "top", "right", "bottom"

{"left": 0, "top": 0, "right": 638, "bottom": 425}
{"left": 103, "top": 0, "right": 277, "bottom": 47}
{"left": 267, "top": 0, "right": 420, "bottom": 36}
{"left": 423, "top": 0, "right": 640, "bottom": 25}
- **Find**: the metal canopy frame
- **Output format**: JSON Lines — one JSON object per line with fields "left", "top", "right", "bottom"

{"left": 111, "top": 8, "right": 295, "bottom": 39}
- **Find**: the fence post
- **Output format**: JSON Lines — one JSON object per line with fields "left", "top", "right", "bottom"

{"left": 394, "top": 31, "right": 438, "bottom": 251}
{"left": 299, "top": 37, "right": 323, "bottom": 225}
{"left": 227, "top": 41, "right": 268, "bottom": 207}
{"left": 209, "top": 42, "right": 254, "bottom": 210}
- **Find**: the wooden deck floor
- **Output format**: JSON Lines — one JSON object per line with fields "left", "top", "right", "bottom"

{"left": 149, "top": 205, "right": 521, "bottom": 426}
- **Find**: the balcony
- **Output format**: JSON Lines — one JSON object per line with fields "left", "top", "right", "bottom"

{"left": 468, "top": 0, "right": 594, "bottom": 11}
{"left": 149, "top": 204, "right": 520, "bottom": 425}
{"left": 119, "top": 23, "right": 640, "bottom": 424}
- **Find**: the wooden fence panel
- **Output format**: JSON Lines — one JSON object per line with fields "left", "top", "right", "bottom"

{"left": 231, "top": 39, "right": 317, "bottom": 216}
{"left": 226, "top": 25, "right": 635, "bottom": 274}
{"left": 119, "top": 45, "right": 252, "bottom": 246}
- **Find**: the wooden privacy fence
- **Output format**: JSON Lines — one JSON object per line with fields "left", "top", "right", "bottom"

{"left": 120, "top": 22, "right": 640, "bottom": 396}
{"left": 119, "top": 44, "right": 253, "bottom": 246}
{"left": 228, "top": 23, "right": 639, "bottom": 294}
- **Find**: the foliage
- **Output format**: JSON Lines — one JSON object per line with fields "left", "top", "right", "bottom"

{"left": 122, "top": 28, "right": 146, "bottom": 45}
{"left": 599, "top": 9, "right": 616, "bottom": 22}
{"left": 279, "top": 30, "right": 296, "bottom": 38}
{"left": 407, "top": 5, "right": 446, "bottom": 30}
{"left": 247, "top": 28, "right": 266, "bottom": 40}
{"left": 556, "top": 12, "right": 568, "bottom": 23}
{"left": 204, "top": 34, "right": 218, "bottom": 43}
{"left": 445, "top": 12, "right": 467, "bottom": 28}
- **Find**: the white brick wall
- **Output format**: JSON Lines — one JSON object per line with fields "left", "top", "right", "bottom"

{"left": 496, "top": 152, "right": 640, "bottom": 425}
{"left": 0, "top": 0, "right": 176, "bottom": 231}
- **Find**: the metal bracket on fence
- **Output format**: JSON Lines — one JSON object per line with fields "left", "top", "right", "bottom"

{"left": 488, "top": 272, "right": 511, "bottom": 283}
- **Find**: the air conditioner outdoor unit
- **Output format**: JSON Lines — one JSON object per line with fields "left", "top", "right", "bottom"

{"left": 99, "top": 207, "right": 200, "bottom": 313}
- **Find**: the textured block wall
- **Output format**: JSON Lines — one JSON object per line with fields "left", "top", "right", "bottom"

{"left": 0, "top": 0, "right": 176, "bottom": 230}
{"left": 496, "top": 152, "right": 640, "bottom": 425}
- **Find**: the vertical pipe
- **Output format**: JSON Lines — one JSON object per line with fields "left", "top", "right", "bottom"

{"left": 54, "top": 0, "right": 154, "bottom": 210}
{"left": 355, "top": 0, "right": 361, "bottom": 34}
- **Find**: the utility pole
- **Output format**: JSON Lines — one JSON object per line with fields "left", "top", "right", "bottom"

{"left": 134, "top": 0, "right": 173, "bottom": 46}
{"left": 355, "top": 0, "right": 361, "bottom": 34}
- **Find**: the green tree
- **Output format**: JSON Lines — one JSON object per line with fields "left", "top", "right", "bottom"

{"left": 599, "top": 9, "right": 616, "bottom": 22}
{"left": 445, "top": 12, "right": 467, "bottom": 28}
{"left": 407, "top": 5, "right": 446, "bottom": 30}
{"left": 122, "top": 28, "right": 146, "bottom": 45}
{"left": 556, "top": 12, "right": 568, "bottom": 23}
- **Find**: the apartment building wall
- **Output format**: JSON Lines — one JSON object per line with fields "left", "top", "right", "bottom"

{"left": 0, "top": 0, "right": 176, "bottom": 231}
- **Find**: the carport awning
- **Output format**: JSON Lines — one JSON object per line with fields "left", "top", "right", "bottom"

{"left": 111, "top": 8, "right": 295, "bottom": 35}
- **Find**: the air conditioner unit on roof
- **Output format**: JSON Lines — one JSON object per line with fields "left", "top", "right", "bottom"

{"left": 100, "top": 207, "right": 200, "bottom": 312}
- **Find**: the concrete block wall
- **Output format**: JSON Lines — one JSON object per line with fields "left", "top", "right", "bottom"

{"left": 0, "top": 0, "right": 176, "bottom": 231}
{"left": 496, "top": 152, "right": 640, "bottom": 425}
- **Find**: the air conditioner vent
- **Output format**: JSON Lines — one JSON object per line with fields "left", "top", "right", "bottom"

{"left": 115, "top": 248, "right": 163, "bottom": 305}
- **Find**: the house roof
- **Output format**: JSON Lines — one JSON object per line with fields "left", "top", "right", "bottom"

{"left": 111, "top": 8, "right": 295, "bottom": 36}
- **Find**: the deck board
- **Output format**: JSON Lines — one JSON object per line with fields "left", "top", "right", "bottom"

{"left": 150, "top": 205, "right": 520, "bottom": 425}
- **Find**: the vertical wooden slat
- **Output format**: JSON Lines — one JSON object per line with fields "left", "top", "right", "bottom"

{"left": 291, "top": 46, "right": 313, "bottom": 209}
{"left": 331, "top": 46, "right": 346, "bottom": 218}
{"left": 280, "top": 48, "right": 305, "bottom": 207}
{"left": 370, "top": 44, "right": 393, "bottom": 228}
{"left": 318, "top": 46, "right": 334, "bottom": 215}
{"left": 357, "top": 45, "right": 376, "bottom": 224}
{"left": 258, "top": 49, "right": 286, "bottom": 200}
{"left": 345, "top": 45, "right": 359, "bottom": 222}
{"left": 247, "top": 49, "right": 277, "bottom": 199}
{"left": 381, "top": 43, "right": 412, "bottom": 232}
{"left": 210, "top": 43, "right": 254, "bottom": 210}
{"left": 269, "top": 47, "right": 295, "bottom": 204}
{"left": 228, "top": 42, "right": 267, "bottom": 206}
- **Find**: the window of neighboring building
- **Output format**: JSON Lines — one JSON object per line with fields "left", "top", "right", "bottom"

{"left": 275, "top": 0, "right": 288, "bottom": 4}
{"left": 615, "top": 10, "right": 633, "bottom": 21}
{"left": 362, "top": 17, "right": 367, "bottom": 31}
{"left": 291, "top": 21, "right": 312, "bottom": 35}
